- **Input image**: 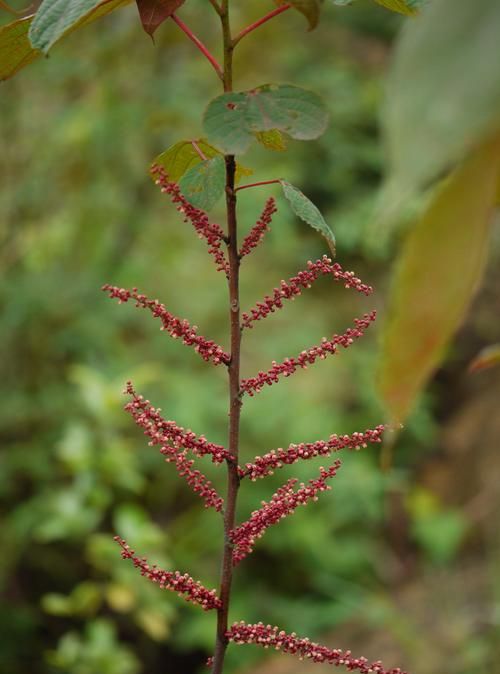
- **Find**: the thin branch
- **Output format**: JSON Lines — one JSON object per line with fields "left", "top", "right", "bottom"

{"left": 232, "top": 4, "right": 292, "bottom": 47}
{"left": 171, "top": 14, "right": 224, "bottom": 80}
{"left": 207, "top": 0, "right": 223, "bottom": 15}
{"left": 235, "top": 179, "right": 281, "bottom": 192}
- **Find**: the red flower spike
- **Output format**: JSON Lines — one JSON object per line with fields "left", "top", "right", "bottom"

{"left": 124, "top": 382, "right": 231, "bottom": 464}
{"left": 151, "top": 164, "right": 229, "bottom": 276}
{"left": 242, "top": 257, "right": 373, "bottom": 330}
{"left": 241, "top": 311, "right": 377, "bottom": 396}
{"left": 160, "top": 446, "right": 224, "bottom": 511}
{"left": 114, "top": 536, "right": 221, "bottom": 611}
{"left": 102, "top": 285, "right": 230, "bottom": 367}
{"left": 230, "top": 460, "right": 342, "bottom": 564}
{"left": 226, "top": 622, "right": 408, "bottom": 674}
{"left": 239, "top": 197, "right": 277, "bottom": 259}
{"left": 241, "top": 425, "right": 385, "bottom": 480}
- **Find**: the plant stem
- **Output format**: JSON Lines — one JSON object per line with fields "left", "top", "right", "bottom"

{"left": 232, "top": 4, "right": 292, "bottom": 46}
{"left": 236, "top": 179, "right": 282, "bottom": 192}
{"left": 171, "top": 14, "right": 223, "bottom": 80}
{"left": 212, "top": 3, "right": 241, "bottom": 673}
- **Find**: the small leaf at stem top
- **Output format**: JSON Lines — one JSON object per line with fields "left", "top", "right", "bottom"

{"left": 275, "top": 0, "right": 323, "bottom": 29}
{"left": 280, "top": 180, "right": 336, "bottom": 254}
{"left": 179, "top": 155, "right": 226, "bottom": 210}
{"left": 135, "top": 0, "right": 185, "bottom": 37}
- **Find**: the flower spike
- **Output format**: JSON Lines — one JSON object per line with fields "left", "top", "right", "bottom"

{"left": 102, "top": 285, "right": 230, "bottom": 367}
{"left": 124, "top": 382, "right": 231, "bottom": 464}
{"left": 230, "top": 460, "right": 342, "bottom": 564}
{"left": 241, "top": 424, "right": 385, "bottom": 480}
{"left": 160, "top": 447, "right": 224, "bottom": 511}
{"left": 242, "top": 257, "right": 373, "bottom": 330}
{"left": 241, "top": 311, "right": 377, "bottom": 396}
{"left": 114, "top": 537, "right": 221, "bottom": 611}
{"left": 239, "top": 197, "right": 277, "bottom": 259}
{"left": 151, "top": 164, "right": 229, "bottom": 276}
{"left": 226, "top": 622, "right": 408, "bottom": 674}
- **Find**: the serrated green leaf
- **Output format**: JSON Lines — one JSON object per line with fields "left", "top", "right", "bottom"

{"left": 203, "top": 84, "right": 329, "bottom": 155}
{"left": 29, "top": 0, "right": 132, "bottom": 53}
{"left": 280, "top": 180, "right": 336, "bottom": 253}
{"left": 383, "top": 0, "right": 500, "bottom": 204}
{"left": 378, "top": 136, "right": 500, "bottom": 424}
{"left": 275, "top": 0, "right": 323, "bottom": 29}
{"left": 374, "top": 0, "right": 419, "bottom": 16}
{"left": 254, "top": 129, "right": 288, "bottom": 152}
{"left": 178, "top": 155, "right": 226, "bottom": 211}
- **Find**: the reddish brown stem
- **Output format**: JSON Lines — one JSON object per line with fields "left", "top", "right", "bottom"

{"left": 211, "top": 5, "right": 240, "bottom": 673}
{"left": 235, "top": 179, "right": 281, "bottom": 192}
{"left": 171, "top": 14, "right": 224, "bottom": 80}
{"left": 232, "top": 4, "right": 291, "bottom": 46}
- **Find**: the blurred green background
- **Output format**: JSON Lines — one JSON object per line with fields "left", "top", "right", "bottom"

{"left": 1, "top": 2, "right": 500, "bottom": 673}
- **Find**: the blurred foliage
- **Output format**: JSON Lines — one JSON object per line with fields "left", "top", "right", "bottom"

{"left": 1, "top": 2, "right": 500, "bottom": 674}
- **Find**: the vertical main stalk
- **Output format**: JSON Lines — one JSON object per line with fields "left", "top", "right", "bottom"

{"left": 212, "top": 2, "right": 240, "bottom": 673}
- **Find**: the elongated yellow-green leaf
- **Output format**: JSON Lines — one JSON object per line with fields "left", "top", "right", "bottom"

{"left": 378, "top": 136, "right": 500, "bottom": 424}
{"left": 0, "top": 0, "right": 131, "bottom": 81}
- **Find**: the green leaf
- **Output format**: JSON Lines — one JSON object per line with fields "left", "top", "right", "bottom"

{"left": 374, "top": 0, "right": 419, "bottom": 16}
{"left": 179, "top": 155, "right": 226, "bottom": 210}
{"left": 280, "top": 180, "right": 336, "bottom": 254}
{"left": 254, "top": 129, "right": 288, "bottom": 152}
{"left": 29, "top": 0, "right": 132, "bottom": 53}
{"left": 203, "top": 84, "right": 329, "bottom": 155}
{"left": 468, "top": 344, "right": 500, "bottom": 373}
{"left": 383, "top": 0, "right": 500, "bottom": 203}
{"left": 378, "top": 137, "right": 500, "bottom": 425}
{"left": 135, "top": 0, "right": 185, "bottom": 37}
{"left": 275, "top": 0, "right": 323, "bottom": 29}
{"left": 153, "top": 139, "right": 220, "bottom": 182}
{"left": 152, "top": 139, "right": 252, "bottom": 184}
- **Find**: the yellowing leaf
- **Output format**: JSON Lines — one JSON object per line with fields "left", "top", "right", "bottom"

{"left": 254, "top": 129, "right": 288, "bottom": 152}
{"left": 375, "top": 0, "right": 419, "bottom": 16}
{"left": 378, "top": 136, "right": 500, "bottom": 424}
{"left": 0, "top": 0, "right": 132, "bottom": 81}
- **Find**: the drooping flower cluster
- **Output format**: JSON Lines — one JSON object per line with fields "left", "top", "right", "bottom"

{"left": 241, "top": 311, "right": 377, "bottom": 396}
{"left": 230, "top": 460, "right": 342, "bottom": 564}
{"left": 151, "top": 164, "right": 229, "bottom": 276}
{"left": 239, "top": 197, "right": 277, "bottom": 259}
{"left": 102, "top": 284, "right": 230, "bottom": 366}
{"left": 123, "top": 382, "right": 224, "bottom": 511}
{"left": 227, "top": 622, "right": 407, "bottom": 674}
{"left": 242, "top": 256, "right": 373, "bottom": 329}
{"left": 241, "top": 425, "right": 385, "bottom": 480}
{"left": 114, "top": 537, "right": 221, "bottom": 611}
{"left": 124, "top": 382, "right": 231, "bottom": 464}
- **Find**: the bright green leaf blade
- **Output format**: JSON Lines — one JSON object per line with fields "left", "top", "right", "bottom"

{"left": 468, "top": 344, "right": 500, "bottom": 373}
{"left": 280, "top": 180, "right": 336, "bottom": 253}
{"left": 378, "top": 137, "right": 500, "bottom": 424}
{"left": 178, "top": 155, "right": 226, "bottom": 211}
{"left": 275, "top": 0, "right": 323, "bottom": 29}
{"left": 383, "top": 0, "right": 500, "bottom": 203}
{"left": 203, "top": 84, "right": 328, "bottom": 155}
{"left": 374, "top": 0, "right": 419, "bottom": 16}
{"left": 0, "top": 15, "right": 38, "bottom": 81}
{"left": 254, "top": 129, "right": 288, "bottom": 152}
{"left": 29, "top": 0, "right": 132, "bottom": 53}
